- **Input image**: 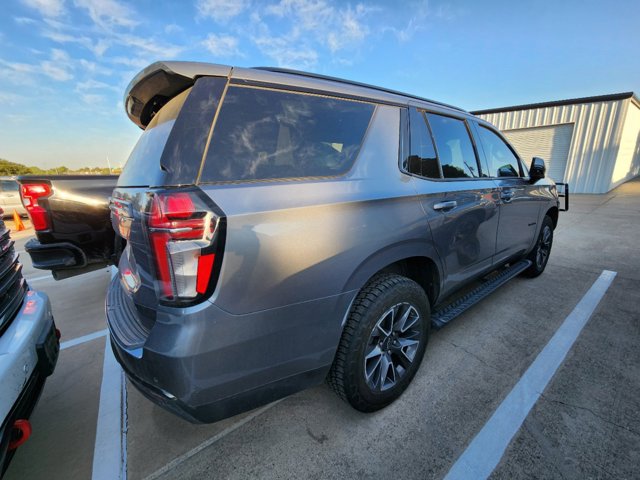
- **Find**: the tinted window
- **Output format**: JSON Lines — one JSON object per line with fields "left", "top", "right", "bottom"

{"left": 118, "top": 88, "right": 191, "bottom": 187}
{"left": 426, "top": 113, "right": 480, "bottom": 179}
{"left": 477, "top": 126, "right": 521, "bottom": 178}
{"left": 406, "top": 108, "right": 440, "bottom": 178}
{"left": 0, "top": 180, "right": 18, "bottom": 192}
{"left": 160, "top": 77, "right": 227, "bottom": 185}
{"left": 201, "top": 87, "right": 374, "bottom": 183}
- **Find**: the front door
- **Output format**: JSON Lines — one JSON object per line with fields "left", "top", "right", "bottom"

{"left": 471, "top": 123, "right": 543, "bottom": 264}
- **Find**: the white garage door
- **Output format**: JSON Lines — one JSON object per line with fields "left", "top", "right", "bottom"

{"left": 503, "top": 123, "right": 574, "bottom": 182}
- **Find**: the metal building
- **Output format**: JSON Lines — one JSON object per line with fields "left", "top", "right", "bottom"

{"left": 472, "top": 92, "right": 640, "bottom": 193}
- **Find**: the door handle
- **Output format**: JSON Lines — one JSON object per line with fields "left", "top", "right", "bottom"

{"left": 433, "top": 201, "right": 457, "bottom": 211}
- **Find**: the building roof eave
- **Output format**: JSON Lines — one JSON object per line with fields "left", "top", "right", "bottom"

{"left": 471, "top": 92, "right": 637, "bottom": 115}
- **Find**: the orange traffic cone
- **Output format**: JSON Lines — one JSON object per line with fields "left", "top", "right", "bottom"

{"left": 13, "top": 210, "right": 25, "bottom": 231}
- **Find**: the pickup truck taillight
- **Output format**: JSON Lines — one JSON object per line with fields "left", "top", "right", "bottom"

{"left": 146, "top": 190, "right": 225, "bottom": 304}
{"left": 20, "top": 183, "right": 52, "bottom": 231}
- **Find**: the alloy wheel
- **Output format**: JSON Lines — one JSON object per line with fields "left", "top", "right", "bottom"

{"left": 363, "top": 302, "right": 422, "bottom": 392}
{"left": 536, "top": 226, "right": 552, "bottom": 269}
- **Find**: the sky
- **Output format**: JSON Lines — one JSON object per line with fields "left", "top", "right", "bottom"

{"left": 0, "top": 0, "right": 638, "bottom": 170}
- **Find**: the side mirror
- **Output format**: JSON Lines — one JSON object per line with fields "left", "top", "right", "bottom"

{"left": 530, "top": 157, "right": 546, "bottom": 182}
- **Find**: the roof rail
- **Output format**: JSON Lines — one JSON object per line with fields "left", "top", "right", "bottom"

{"left": 254, "top": 67, "right": 466, "bottom": 113}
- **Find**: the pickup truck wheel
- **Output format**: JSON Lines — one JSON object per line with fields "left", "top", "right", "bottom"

{"left": 523, "top": 215, "right": 554, "bottom": 278}
{"left": 327, "top": 274, "right": 429, "bottom": 412}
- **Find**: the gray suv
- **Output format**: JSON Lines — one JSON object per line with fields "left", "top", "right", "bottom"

{"left": 107, "top": 62, "right": 561, "bottom": 423}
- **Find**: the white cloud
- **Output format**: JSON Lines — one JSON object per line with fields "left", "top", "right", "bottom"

{"left": 78, "top": 58, "right": 112, "bottom": 76}
{"left": 91, "top": 39, "right": 110, "bottom": 56}
{"left": 41, "top": 62, "right": 73, "bottom": 81}
{"left": 79, "top": 92, "right": 105, "bottom": 104}
{"left": 41, "top": 48, "right": 74, "bottom": 81}
{"left": 76, "top": 79, "right": 117, "bottom": 91}
{"left": 380, "top": 0, "right": 456, "bottom": 42}
{"left": 202, "top": 34, "right": 242, "bottom": 57}
{"left": 42, "top": 30, "right": 76, "bottom": 43}
{"left": 253, "top": 35, "right": 318, "bottom": 69}
{"left": 0, "top": 48, "right": 74, "bottom": 85}
{"left": 110, "top": 56, "right": 150, "bottom": 69}
{"left": 0, "top": 59, "right": 38, "bottom": 85}
{"left": 43, "top": 29, "right": 111, "bottom": 57}
{"left": 326, "top": 5, "right": 368, "bottom": 52}
{"left": 265, "top": 0, "right": 334, "bottom": 31}
{"left": 20, "top": 0, "right": 65, "bottom": 18}
{"left": 0, "top": 93, "right": 24, "bottom": 106}
{"left": 51, "top": 48, "right": 70, "bottom": 62}
{"left": 117, "top": 34, "right": 184, "bottom": 58}
{"left": 196, "top": 0, "right": 249, "bottom": 22}
{"left": 258, "top": 0, "right": 372, "bottom": 57}
{"left": 247, "top": 0, "right": 374, "bottom": 68}
{"left": 14, "top": 16, "right": 38, "bottom": 25}
{"left": 164, "top": 24, "right": 183, "bottom": 34}
{"left": 73, "top": 0, "right": 138, "bottom": 29}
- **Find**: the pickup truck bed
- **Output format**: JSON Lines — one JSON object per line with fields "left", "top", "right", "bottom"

{"left": 17, "top": 175, "right": 119, "bottom": 279}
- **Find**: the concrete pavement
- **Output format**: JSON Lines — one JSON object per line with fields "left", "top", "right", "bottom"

{"left": 4, "top": 178, "right": 640, "bottom": 480}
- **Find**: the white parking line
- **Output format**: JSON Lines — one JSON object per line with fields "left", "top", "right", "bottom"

{"left": 145, "top": 399, "right": 283, "bottom": 480}
{"left": 444, "top": 269, "right": 617, "bottom": 480}
{"left": 60, "top": 329, "right": 108, "bottom": 350}
{"left": 92, "top": 336, "right": 127, "bottom": 480}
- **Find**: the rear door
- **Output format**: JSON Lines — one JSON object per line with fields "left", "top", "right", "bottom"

{"left": 406, "top": 108, "right": 500, "bottom": 299}
{"left": 471, "top": 122, "right": 544, "bottom": 264}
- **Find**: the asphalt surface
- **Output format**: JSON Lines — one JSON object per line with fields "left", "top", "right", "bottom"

{"left": 4, "top": 178, "right": 640, "bottom": 480}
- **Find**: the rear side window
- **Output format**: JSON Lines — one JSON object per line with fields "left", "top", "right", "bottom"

{"left": 476, "top": 126, "right": 522, "bottom": 177}
{"left": 406, "top": 108, "right": 440, "bottom": 178}
{"left": 426, "top": 113, "right": 480, "bottom": 179}
{"left": 118, "top": 88, "right": 191, "bottom": 187}
{"left": 200, "top": 87, "right": 375, "bottom": 183}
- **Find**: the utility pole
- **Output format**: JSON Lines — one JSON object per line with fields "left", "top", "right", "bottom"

{"left": 106, "top": 155, "right": 113, "bottom": 174}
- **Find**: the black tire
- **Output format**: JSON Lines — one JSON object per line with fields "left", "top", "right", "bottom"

{"left": 523, "top": 215, "right": 554, "bottom": 278}
{"left": 327, "top": 274, "right": 430, "bottom": 412}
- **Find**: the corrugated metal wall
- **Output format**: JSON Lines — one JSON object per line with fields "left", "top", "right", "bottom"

{"left": 477, "top": 99, "right": 629, "bottom": 193}
{"left": 503, "top": 123, "right": 574, "bottom": 182}
{"left": 611, "top": 101, "right": 640, "bottom": 188}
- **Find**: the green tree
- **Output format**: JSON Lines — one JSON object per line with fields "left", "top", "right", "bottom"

{"left": 0, "top": 159, "right": 33, "bottom": 175}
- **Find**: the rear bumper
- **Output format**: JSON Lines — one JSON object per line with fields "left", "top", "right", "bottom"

{"left": 112, "top": 337, "right": 327, "bottom": 424}
{"left": 106, "top": 278, "right": 353, "bottom": 423}
{"left": 25, "top": 238, "right": 87, "bottom": 270}
{"left": 0, "top": 291, "right": 57, "bottom": 473}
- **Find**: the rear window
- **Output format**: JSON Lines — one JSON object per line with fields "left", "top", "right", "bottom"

{"left": 200, "top": 86, "right": 375, "bottom": 183}
{"left": 0, "top": 180, "right": 18, "bottom": 192}
{"left": 117, "top": 88, "right": 191, "bottom": 187}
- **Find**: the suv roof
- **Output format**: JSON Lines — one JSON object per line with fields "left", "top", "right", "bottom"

{"left": 124, "top": 61, "right": 467, "bottom": 129}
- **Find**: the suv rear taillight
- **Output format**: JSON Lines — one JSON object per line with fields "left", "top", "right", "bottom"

{"left": 146, "top": 190, "right": 225, "bottom": 304}
{"left": 20, "top": 183, "right": 52, "bottom": 231}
